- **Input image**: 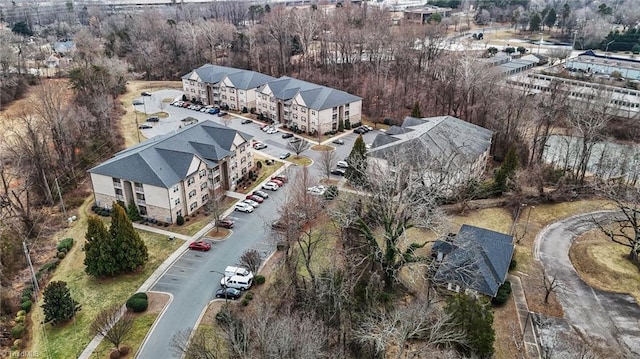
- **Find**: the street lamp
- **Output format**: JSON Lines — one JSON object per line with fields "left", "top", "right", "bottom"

{"left": 605, "top": 40, "right": 615, "bottom": 58}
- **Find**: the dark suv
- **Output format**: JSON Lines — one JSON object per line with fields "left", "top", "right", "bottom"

{"left": 146, "top": 116, "right": 160, "bottom": 122}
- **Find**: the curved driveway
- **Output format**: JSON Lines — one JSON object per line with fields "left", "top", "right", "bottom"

{"left": 534, "top": 211, "right": 640, "bottom": 357}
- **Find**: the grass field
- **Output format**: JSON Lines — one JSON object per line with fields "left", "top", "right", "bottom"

{"left": 28, "top": 198, "right": 183, "bottom": 358}
{"left": 288, "top": 156, "right": 312, "bottom": 166}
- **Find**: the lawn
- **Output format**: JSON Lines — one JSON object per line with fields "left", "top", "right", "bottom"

{"left": 288, "top": 156, "right": 312, "bottom": 167}
{"left": 92, "top": 313, "right": 157, "bottom": 358}
{"left": 28, "top": 198, "right": 183, "bottom": 358}
{"left": 570, "top": 227, "right": 640, "bottom": 303}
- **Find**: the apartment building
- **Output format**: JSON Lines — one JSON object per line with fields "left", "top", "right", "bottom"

{"left": 89, "top": 120, "right": 254, "bottom": 224}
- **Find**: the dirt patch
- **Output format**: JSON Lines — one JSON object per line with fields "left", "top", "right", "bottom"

{"left": 144, "top": 292, "right": 170, "bottom": 315}
{"left": 311, "top": 144, "right": 333, "bottom": 151}
{"left": 205, "top": 228, "right": 231, "bottom": 239}
{"left": 569, "top": 228, "right": 640, "bottom": 303}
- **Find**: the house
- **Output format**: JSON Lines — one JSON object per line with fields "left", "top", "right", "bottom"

{"left": 368, "top": 116, "right": 493, "bottom": 191}
{"left": 88, "top": 120, "right": 254, "bottom": 224}
{"left": 432, "top": 225, "right": 514, "bottom": 297}
{"left": 53, "top": 40, "right": 75, "bottom": 55}
{"left": 182, "top": 64, "right": 275, "bottom": 110}
{"left": 565, "top": 50, "right": 640, "bottom": 81}
{"left": 403, "top": 5, "right": 452, "bottom": 24}
{"left": 255, "top": 76, "right": 362, "bottom": 135}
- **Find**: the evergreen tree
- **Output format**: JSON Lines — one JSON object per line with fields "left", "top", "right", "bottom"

{"left": 84, "top": 216, "right": 116, "bottom": 277}
{"left": 110, "top": 203, "right": 149, "bottom": 274}
{"left": 529, "top": 13, "right": 541, "bottom": 32}
{"left": 42, "top": 281, "right": 81, "bottom": 326}
{"left": 127, "top": 200, "right": 142, "bottom": 222}
{"left": 544, "top": 8, "right": 557, "bottom": 31}
{"left": 494, "top": 145, "right": 518, "bottom": 193}
{"left": 410, "top": 101, "right": 422, "bottom": 117}
{"left": 338, "top": 118, "right": 344, "bottom": 132}
{"left": 445, "top": 293, "right": 495, "bottom": 358}
{"left": 345, "top": 135, "right": 368, "bottom": 187}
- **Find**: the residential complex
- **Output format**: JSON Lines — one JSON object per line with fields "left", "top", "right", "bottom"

{"left": 89, "top": 120, "right": 254, "bottom": 224}
{"left": 182, "top": 65, "right": 362, "bottom": 135}
{"left": 255, "top": 76, "right": 362, "bottom": 135}
{"left": 565, "top": 50, "right": 640, "bottom": 81}
{"left": 368, "top": 116, "right": 493, "bottom": 191}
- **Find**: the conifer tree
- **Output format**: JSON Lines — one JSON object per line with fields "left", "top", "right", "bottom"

{"left": 110, "top": 203, "right": 148, "bottom": 273}
{"left": 42, "top": 281, "right": 81, "bottom": 326}
{"left": 410, "top": 101, "right": 422, "bottom": 118}
{"left": 445, "top": 293, "right": 495, "bottom": 358}
{"left": 84, "top": 215, "right": 116, "bottom": 277}
{"left": 345, "top": 135, "right": 368, "bottom": 187}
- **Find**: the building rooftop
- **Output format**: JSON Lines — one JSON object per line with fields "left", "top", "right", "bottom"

{"left": 183, "top": 64, "right": 275, "bottom": 90}
{"left": 259, "top": 76, "right": 362, "bottom": 111}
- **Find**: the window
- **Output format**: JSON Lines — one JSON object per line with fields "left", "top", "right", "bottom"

{"left": 175, "top": 198, "right": 181, "bottom": 205}
{"left": 173, "top": 185, "right": 179, "bottom": 193}
{"left": 115, "top": 188, "right": 123, "bottom": 195}
{"left": 345, "top": 104, "right": 350, "bottom": 109}
{"left": 199, "top": 169, "right": 206, "bottom": 178}
{"left": 292, "top": 114, "right": 298, "bottom": 119}
{"left": 241, "top": 157, "right": 246, "bottom": 164}
{"left": 190, "top": 202, "right": 198, "bottom": 211}
{"left": 239, "top": 90, "right": 244, "bottom": 95}
{"left": 301, "top": 108, "right": 306, "bottom": 113}
{"left": 312, "top": 111, "right": 316, "bottom": 115}
{"left": 302, "top": 116, "right": 306, "bottom": 121}
{"left": 222, "top": 95, "right": 227, "bottom": 100}
{"left": 112, "top": 177, "right": 121, "bottom": 184}
{"left": 187, "top": 177, "right": 195, "bottom": 186}
{"left": 241, "top": 168, "right": 247, "bottom": 175}
{"left": 200, "top": 182, "right": 208, "bottom": 190}
{"left": 189, "top": 190, "right": 196, "bottom": 199}
{"left": 230, "top": 96, "right": 235, "bottom": 101}
{"left": 293, "top": 105, "right": 297, "bottom": 110}
{"left": 221, "top": 87, "right": 226, "bottom": 92}
{"left": 176, "top": 210, "right": 182, "bottom": 217}
{"left": 229, "top": 89, "right": 235, "bottom": 94}
{"left": 139, "top": 206, "right": 147, "bottom": 215}
{"left": 202, "top": 194, "right": 209, "bottom": 203}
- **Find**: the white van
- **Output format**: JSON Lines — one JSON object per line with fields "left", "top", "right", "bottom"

{"left": 220, "top": 275, "right": 253, "bottom": 290}
{"left": 224, "top": 266, "right": 253, "bottom": 279}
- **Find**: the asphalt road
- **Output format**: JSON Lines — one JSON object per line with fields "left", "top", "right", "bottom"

{"left": 134, "top": 90, "right": 383, "bottom": 358}
{"left": 535, "top": 211, "right": 640, "bottom": 357}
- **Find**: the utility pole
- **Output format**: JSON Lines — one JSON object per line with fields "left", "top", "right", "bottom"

{"left": 23, "top": 241, "right": 40, "bottom": 302}
{"left": 54, "top": 178, "right": 67, "bottom": 219}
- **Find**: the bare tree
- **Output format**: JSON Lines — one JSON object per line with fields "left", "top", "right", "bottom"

{"left": 595, "top": 187, "right": 640, "bottom": 262}
{"left": 541, "top": 268, "right": 560, "bottom": 304}
{"left": 205, "top": 188, "right": 226, "bottom": 232}
{"left": 287, "top": 139, "right": 311, "bottom": 158}
{"left": 239, "top": 249, "right": 263, "bottom": 274}
{"left": 90, "top": 305, "right": 135, "bottom": 353}
{"left": 220, "top": 114, "right": 233, "bottom": 127}
{"left": 171, "top": 328, "right": 225, "bottom": 359}
{"left": 318, "top": 149, "right": 337, "bottom": 179}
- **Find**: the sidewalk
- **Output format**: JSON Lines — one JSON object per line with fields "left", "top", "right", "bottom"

{"left": 508, "top": 274, "right": 541, "bottom": 359}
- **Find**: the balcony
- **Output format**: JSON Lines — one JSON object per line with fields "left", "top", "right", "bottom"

{"left": 134, "top": 185, "right": 144, "bottom": 193}
{"left": 136, "top": 199, "right": 146, "bottom": 206}
{"left": 116, "top": 194, "right": 124, "bottom": 202}
{"left": 113, "top": 181, "right": 122, "bottom": 189}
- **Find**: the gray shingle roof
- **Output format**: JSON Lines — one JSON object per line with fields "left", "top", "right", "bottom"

{"left": 433, "top": 225, "right": 514, "bottom": 297}
{"left": 368, "top": 116, "right": 493, "bottom": 167}
{"left": 89, "top": 120, "right": 252, "bottom": 188}
{"left": 182, "top": 64, "right": 275, "bottom": 90}
{"left": 259, "top": 76, "right": 362, "bottom": 111}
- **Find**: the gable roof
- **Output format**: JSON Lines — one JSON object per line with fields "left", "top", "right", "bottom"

{"left": 369, "top": 116, "right": 493, "bottom": 166}
{"left": 182, "top": 64, "right": 275, "bottom": 90}
{"left": 433, "top": 225, "right": 514, "bottom": 297}
{"left": 89, "top": 120, "right": 252, "bottom": 188}
{"left": 258, "top": 76, "right": 362, "bottom": 111}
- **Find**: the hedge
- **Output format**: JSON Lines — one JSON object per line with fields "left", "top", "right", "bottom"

{"left": 57, "top": 237, "right": 74, "bottom": 252}
{"left": 11, "top": 324, "right": 25, "bottom": 339}
{"left": 254, "top": 275, "right": 265, "bottom": 285}
{"left": 126, "top": 297, "right": 148, "bottom": 313}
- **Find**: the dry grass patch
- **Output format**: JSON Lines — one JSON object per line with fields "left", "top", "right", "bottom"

{"left": 206, "top": 227, "right": 231, "bottom": 239}
{"left": 570, "top": 228, "right": 640, "bottom": 303}
{"left": 288, "top": 156, "right": 312, "bottom": 166}
{"left": 311, "top": 144, "right": 334, "bottom": 151}
{"left": 493, "top": 295, "right": 525, "bottom": 359}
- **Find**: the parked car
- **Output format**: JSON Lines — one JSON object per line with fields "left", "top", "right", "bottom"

{"left": 307, "top": 185, "right": 327, "bottom": 196}
{"left": 138, "top": 124, "right": 153, "bottom": 129}
{"left": 133, "top": 99, "right": 144, "bottom": 106}
{"left": 353, "top": 127, "right": 366, "bottom": 134}
{"left": 243, "top": 199, "right": 260, "bottom": 208}
{"left": 146, "top": 116, "right": 160, "bottom": 122}
{"left": 141, "top": 91, "right": 152, "bottom": 96}
{"left": 215, "top": 287, "right": 242, "bottom": 300}
{"left": 209, "top": 108, "right": 220, "bottom": 115}
{"left": 246, "top": 194, "right": 264, "bottom": 203}
{"left": 281, "top": 133, "right": 294, "bottom": 139}
{"left": 269, "top": 178, "right": 284, "bottom": 187}
{"left": 253, "top": 190, "right": 269, "bottom": 199}
{"left": 234, "top": 202, "right": 254, "bottom": 213}
{"left": 266, "top": 127, "right": 278, "bottom": 134}
{"left": 189, "top": 241, "right": 211, "bottom": 251}
{"left": 332, "top": 138, "right": 345, "bottom": 145}
{"left": 217, "top": 219, "right": 234, "bottom": 229}
{"left": 241, "top": 119, "right": 253, "bottom": 124}
{"left": 261, "top": 124, "right": 271, "bottom": 131}
{"left": 289, "top": 137, "right": 301, "bottom": 144}
{"left": 182, "top": 102, "right": 191, "bottom": 108}
{"left": 262, "top": 182, "right": 279, "bottom": 191}
{"left": 200, "top": 107, "right": 209, "bottom": 112}
{"left": 279, "top": 152, "right": 291, "bottom": 160}
{"left": 253, "top": 142, "right": 267, "bottom": 150}
{"left": 337, "top": 160, "right": 349, "bottom": 168}
{"left": 220, "top": 275, "right": 253, "bottom": 290}
{"left": 331, "top": 168, "right": 346, "bottom": 176}
{"left": 271, "top": 175, "right": 288, "bottom": 183}
{"left": 364, "top": 125, "right": 374, "bottom": 131}
{"left": 218, "top": 111, "right": 228, "bottom": 117}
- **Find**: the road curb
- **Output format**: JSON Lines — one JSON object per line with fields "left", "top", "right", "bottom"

{"left": 135, "top": 291, "right": 174, "bottom": 359}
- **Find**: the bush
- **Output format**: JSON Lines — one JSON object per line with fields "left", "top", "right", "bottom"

{"left": 20, "top": 300, "right": 31, "bottom": 313}
{"left": 241, "top": 298, "right": 250, "bottom": 306}
{"left": 509, "top": 258, "right": 517, "bottom": 271}
{"left": 57, "top": 237, "right": 74, "bottom": 252}
{"left": 492, "top": 281, "right": 512, "bottom": 306}
{"left": 176, "top": 215, "right": 185, "bottom": 225}
{"left": 245, "top": 291, "right": 254, "bottom": 300}
{"left": 131, "top": 292, "right": 148, "bottom": 300}
{"left": 242, "top": 106, "right": 248, "bottom": 113}
{"left": 17, "top": 310, "right": 26, "bottom": 317}
{"left": 57, "top": 251, "right": 66, "bottom": 259}
{"left": 11, "top": 324, "right": 25, "bottom": 339}
{"left": 15, "top": 315, "right": 24, "bottom": 323}
{"left": 254, "top": 275, "right": 265, "bottom": 285}
{"left": 126, "top": 297, "right": 148, "bottom": 312}
{"left": 40, "top": 258, "right": 60, "bottom": 273}
{"left": 22, "top": 286, "right": 33, "bottom": 298}
{"left": 13, "top": 339, "right": 23, "bottom": 349}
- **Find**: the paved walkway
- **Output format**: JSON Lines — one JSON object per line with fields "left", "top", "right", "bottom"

{"left": 508, "top": 274, "right": 541, "bottom": 359}
{"left": 78, "top": 164, "right": 292, "bottom": 359}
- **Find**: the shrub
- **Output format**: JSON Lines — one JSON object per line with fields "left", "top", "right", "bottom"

{"left": 126, "top": 297, "right": 148, "bottom": 312}
{"left": 131, "top": 292, "right": 148, "bottom": 300}
{"left": 17, "top": 310, "right": 26, "bottom": 317}
{"left": 13, "top": 339, "right": 23, "bottom": 349}
{"left": 40, "top": 258, "right": 60, "bottom": 273}
{"left": 242, "top": 106, "right": 248, "bottom": 113}
{"left": 11, "top": 324, "right": 25, "bottom": 339}
{"left": 254, "top": 275, "right": 265, "bottom": 285}
{"left": 176, "top": 215, "right": 185, "bottom": 225}
{"left": 57, "top": 251, "right": 66, "bottom": 259}
{"left": 57, "top": 237, "right": 74, "bottom": 252}
{"left": 492, "top": 281, "right": 512, "bottom": 306}
{"left": 109, "top": 349, "right": 120, "bottom": 359}
{"left": 22, "top": 286, "right": 33, "bottom": 298}
{"left": 509, "top": 258, "right": 517, "bottom": 271}
{"left": 15, "top": 315, "right": 24, "bottom": 323}
{"left": 241, "top": 298, "right": 250, "bottom": 306}
{"left": 245, "top": 291, "right": 254, "bottom": 300}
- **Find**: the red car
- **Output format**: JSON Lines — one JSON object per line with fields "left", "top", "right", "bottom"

{"left": 272, "top": 175, "right": 288, "bottom": 183}
{"left": 217, "top": 219, "right": 234, "bottom": 229}
{"left": 246, "top": 194, "right": 264, "bottom": 203}
{"left": 188, "top": 241, "right": 211, "bottom": 251}
{"left": 270, "top": 179, "right": 284, "bottom": 187}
